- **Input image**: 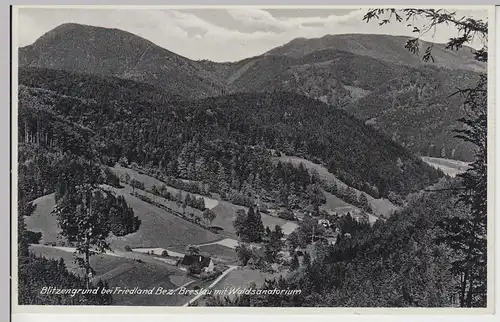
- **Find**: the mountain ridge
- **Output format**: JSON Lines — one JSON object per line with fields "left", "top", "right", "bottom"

{"left": 18, "top": 23, "right": 484, "bottom": 161}
{"left": 265, "top": 33, "right": 486, "bottom": 73}
{"left": 19, "top": 23, "right": 227, "bottom": 99}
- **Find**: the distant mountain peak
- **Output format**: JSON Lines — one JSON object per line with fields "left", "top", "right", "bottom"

{"left": 265, "top": 33, "right": 485, "bottom": 73}
{"left": 19, "top": 23, "right": 226, "bottom": 99}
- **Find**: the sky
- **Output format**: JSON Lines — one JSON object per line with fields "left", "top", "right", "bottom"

{"left": 16, "top": 7, "right": 488, "bottom": 62}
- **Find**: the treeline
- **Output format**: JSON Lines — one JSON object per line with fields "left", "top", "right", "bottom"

{"left": 122, "top": 142, "right": 325, "bottom": 211}
{"left": 121, "top": 173, "right": 208, "bottom": 211}
{"left": 17, "top": 97, "right": 141, "bottom": 305}
{"left": 323, "top": 181, "right": 373, "bottom": 213}
{"left": 19, "top": 147, "right": 141, "bottom": 238}
{"left": 18, "top": 69, "right": 443, "bottom": 201}
{"left": 18, "top": 198, "right": 113, "bottom": 305}
{"left": 206, "top": 178, "right": 483, "bottom": 307}
{"left": 18, "top": 253, "right": 113, "bottom": 305}
{"left": 131, "top": 191, "right": 217, "bottom": 229}
{"left": 120, "top": 160, "right": 211, "bottom": 196}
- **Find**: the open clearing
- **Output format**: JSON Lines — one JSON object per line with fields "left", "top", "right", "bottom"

{"left": 106, "top": 186, "right": 220, "bottom": 250}
{"left": 275, "top": 155, "right": 397, "bottom": 218}
{"left": 197, "top": 238, "right": 239, "bottom": 249}
{"left": 25, "top": 193, "right": 59, "bottom": 243}
{"left": 112, "top": 167, "right": 300, "bottom": 239}
{"left": 29, "top": 244, "right": 193, "bottom": 305}
{"left": 198, "top": 244, "right": 238, "bottom": 263}
{"left": 27, "top": 187, "right": 220, "bottom": 252}
{"left": 212, "top": 267, "right": 281, "bottom": 296}
{"left": 110, "top": 165, "right": 219, "bottom": 209}
{"left": 210, "top": 200, "right": 294, "bottom": 237}
{"left": 421, "top": 156, "right": 470, "bottom": 178}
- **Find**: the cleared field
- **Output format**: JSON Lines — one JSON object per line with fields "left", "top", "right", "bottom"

{"left": 25, "top": 194, "right": 59, "bottom": 243}
{"left": 112, "top": 167, "right": 298, "bottom": 238}
{"left": 29, "top": 244, "right": 192, "bottom": 306}
{"left": 106, "top": 186, "right": 220, "bottom": 250}
{"left": 30, "top": 244, "right": 139, "bottom": 277}
{"left": 210, "top": 200, "right": 291, "bottom": 237}
{"left": 110, "top": 165, "right": 219, "bottom": 209}
{"left": 275, "top": 156, "right": 397, "bottom": 218}
{"left": 370, "top": 198, "right": 398, "bottom": 218}
{"left": 212, "top": 267, "right": 280, "bottom": 294}
{"left": 422, "top": 156, "right": 470, "bottom": 178}
{"left": 321, "top": 191, "right": 357, "bottom": 213}
{"left": 198, "top": 238, "right": 239, "bottom": 249}
{"left": 198, "top": 244, "right": 238, "bottom": 263}
{"left": 281, "top": 222, "right": 299, "bottom": 235}
{"left": 27, "top": 188, "right": 220, "bottom": 252}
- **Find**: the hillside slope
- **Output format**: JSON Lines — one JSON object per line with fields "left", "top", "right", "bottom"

{"left": 219, "top": 49, "right": 480, "bottom": 161}
{"left": 19, "top": 25, "right": 484, "bottom": 161}
{"left": 19, "top": 23, "right": 225, "bottom": 99}
{"left": 265, "top": 33, "right": 486, "bottom": 72}
{"left": 18, "top": 67, "right": 443, "bottom": 200}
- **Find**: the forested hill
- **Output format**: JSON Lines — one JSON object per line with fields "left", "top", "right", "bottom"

{"left": 19, "top": 23, "right": 482, "bottom": 161}
{"left": 265, "top": 33, "right": 486, "bottom": 73}
{"left": 18, "top": 23, "right": 226, "bottom": 99}
{"left": 19, "top": 67, "right": 443, "bottom": 200}
{"left": 215, "top": 49, "right": 481, "bottom": 161}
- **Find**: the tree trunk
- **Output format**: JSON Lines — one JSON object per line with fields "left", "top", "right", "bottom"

{"left": 466, "top": 270, "right": 474, "bottom": 307}
{"left": 460, "top": 270, "right": 468, "bottom": 307}
{"left": 85, "top": 246, "right": 90, "bottom": 289}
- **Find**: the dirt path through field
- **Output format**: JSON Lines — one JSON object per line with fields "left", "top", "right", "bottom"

{"left": 182, "top": 265, "right": 238, "bottom": 307}
{"left": 196, "top": 238, "right": 239, "bottom": 249}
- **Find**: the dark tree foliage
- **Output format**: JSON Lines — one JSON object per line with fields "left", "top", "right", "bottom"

{"left": 290, "top": 253, "right": 300, "bottom": 271}
{"left": 18, "top": 252, "right": 113, "bottom": 305}
{"left": 264, "top": 225, "right": 285, "bottom": 263}
{"left": 18, "top": 190, "right": 113, "bottom": 305}
{"left": 214, "top": 180, "right": 463, "bottom": 307}
{"left": 235, "top": 243, "right": 253, "bottom": 266}
{"left": 18, "top": 70, "right": 443, "bottom": 201}
{"left": 107, "top": 195, "right": 141, "bottom": 236}
{"left": 364, "top": 7, "right": 488, "bottom": 308}
{"left": 233, "top": 206, "right": 265, "bottom": 243}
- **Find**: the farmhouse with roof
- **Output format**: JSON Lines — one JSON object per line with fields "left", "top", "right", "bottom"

{"left": 179, "top": 254, "right": 214, "bottom": 272}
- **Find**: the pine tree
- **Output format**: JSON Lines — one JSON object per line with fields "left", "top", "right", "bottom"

{"left": 233, "top": 209, "right": 247, "bottom": 239}
{"left": 358, "top": 193, "right": 370, "bottom": 211}
{"left": 302, "top": 251, "right": 311, "bottom": 268}
{"left": 290, "top": 253, "right": 300, "bottom": 271}
{"left": 246, "top": 206, "right": 265, "bottom": 242}
{"left": 52, "top": 157, "right": 112, "bottom": 288}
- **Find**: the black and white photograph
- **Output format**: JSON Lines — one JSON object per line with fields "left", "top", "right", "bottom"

{"left": 12, "top": 5, "right": 493, "bottom": 310}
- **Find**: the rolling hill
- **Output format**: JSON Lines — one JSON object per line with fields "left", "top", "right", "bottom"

{"left": 18, "top": 67, "right": 444, "bottom": 201}
{"left": 215, "top": 48, "right": 481, "bottom": 161}
{"left": 18, "top": 24, "right": 485, "bottom": 161}
{"left": 265, "top": 33, "right": 486, "bottom": 73}
{"left": 25, "top": 187, "right": 220, "bottom": 249}
{"left": 19, "top": 23, "right": 226, "bottom": 99}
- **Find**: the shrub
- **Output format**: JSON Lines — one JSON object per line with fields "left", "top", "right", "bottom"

{"left": 118, "top": 156, "right": 129, "bottom": 167}
{"left": 104, "top": 167, "right": 121, "bottom": 188}
{"left": 188, "top": 263, "right": 202, "bottom": 275}
{"left": 24, "top": 231, "right": 42, "bottom": 244}
{"left": 161, "top": 250, "right": 169, "bottom": 257}
{"left": 200, "top": 271, "right": 221, "bottom": 281}
{"left": 278, "top": 209, "right": 295, "bottom": 221}
{"left": 124, "top": 245, "right": 132, "bottom": 252}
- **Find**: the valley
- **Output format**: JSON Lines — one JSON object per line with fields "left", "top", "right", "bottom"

{"left": 16, "top": 15, "right": 487, "bottom": 308}
{"left": 19, "top": 24, "right": 485, "bottom": 161}
{"left": 25, "top": 154, "right": 398, "bottom": 305}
